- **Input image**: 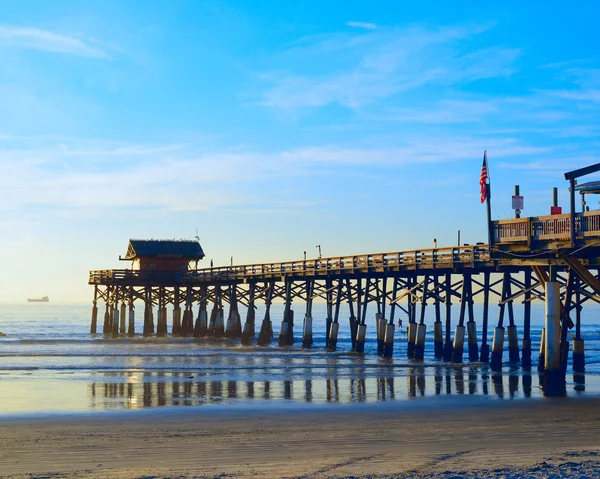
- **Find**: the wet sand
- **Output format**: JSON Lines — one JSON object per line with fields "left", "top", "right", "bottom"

{"left": 1, "top": 396, "right": 600, "bottom": 478}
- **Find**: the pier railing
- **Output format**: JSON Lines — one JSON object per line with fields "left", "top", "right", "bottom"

{"left": 492, "top": 210, "right": 600, "bottom": 244}
{"left": 89, "top": 245, "right": 491, "bottom": 285}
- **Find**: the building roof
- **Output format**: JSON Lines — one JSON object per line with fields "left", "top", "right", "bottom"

{"left": 575, "top": 180, "right": 600, "bottom": 195}
{"left": 123, "top": 239, "right": 205, "bottom": 260}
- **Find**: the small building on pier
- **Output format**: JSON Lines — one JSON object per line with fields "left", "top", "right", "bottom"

{"left": 122, "top": 239, "right": 205, "bottom": 272}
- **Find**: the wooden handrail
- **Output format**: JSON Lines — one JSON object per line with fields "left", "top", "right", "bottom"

{"left": 89, "top": 244, "right": 491, "bottom": 284}
{"left": 493, "top": 210, "right": 600, "bottom": 243}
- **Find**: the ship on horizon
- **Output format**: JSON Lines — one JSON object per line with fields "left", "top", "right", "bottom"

{"left": 27, "top": 296, "right": 49, "bottom": 303}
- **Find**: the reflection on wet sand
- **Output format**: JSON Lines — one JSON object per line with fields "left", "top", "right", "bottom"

{"left": 88, "top": 366, "right": 588, "bottom": 411}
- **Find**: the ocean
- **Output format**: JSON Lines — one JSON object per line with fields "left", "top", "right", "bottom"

{"left": 0, "top": 301, "right": 599, "bottom": 416}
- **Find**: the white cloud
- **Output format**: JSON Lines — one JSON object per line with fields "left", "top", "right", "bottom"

{"left": 346, "top": 21, "right": 378, "bottom": 30}
{"left": 259, "top": 24, "right": 518, "bottom": 114}
{"left": 0, "top": 25, "right": 108, "bottom": 58}
{"left": 0, "top": 135, "right": 550, "bottom": 215}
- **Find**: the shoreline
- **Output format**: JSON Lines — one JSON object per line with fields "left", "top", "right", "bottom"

{"left": 2, "top": 395, "right": 600, "bottom": 478}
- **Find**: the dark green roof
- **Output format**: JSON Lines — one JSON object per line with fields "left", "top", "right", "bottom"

{"left": 124, "top": 239, "right": 205, "bottom": 260}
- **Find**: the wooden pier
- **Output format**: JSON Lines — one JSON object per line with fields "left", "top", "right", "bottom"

{"left": 88, "top": 163, "right": 600, "bottom": 394}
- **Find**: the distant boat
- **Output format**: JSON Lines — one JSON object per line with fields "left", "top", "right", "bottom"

{"left": 27, "top": 296, "right": 49, "bottom": 303}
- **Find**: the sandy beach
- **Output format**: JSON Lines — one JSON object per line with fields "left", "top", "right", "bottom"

{"left": 1, "top": 396, "right": 600, "bottom": 478}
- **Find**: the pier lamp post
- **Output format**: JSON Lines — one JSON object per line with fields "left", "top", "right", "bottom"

{"left": 316, "top": 245, "right": 322, "bottom": 259}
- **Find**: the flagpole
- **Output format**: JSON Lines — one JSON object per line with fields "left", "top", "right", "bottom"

{"left": 485, "top": 150, "right": 493, "bottom": 252}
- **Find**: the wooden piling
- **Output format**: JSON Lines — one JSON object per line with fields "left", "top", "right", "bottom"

{"left": 355, "top": 278, "right": 370, "bottom": 353}
{"left": 347, "top": 279, "right": 357, "bottom": 351}
{"left": 242, "top": 283, "right": 256, "bottom": 344}
{"left": 573, "top": 289, "right": 585, "bottom": 373}
{"left": 112, "top": 293, "right": 120, "bottom": 337}
{"left": 506, "top": 277, "right": 520, "bottom": 363}
{"left": 433, "top": 275, "right": 443, "bottom": 358}
{"left": 385, "top": 277, "right": 399, "bottom": 359}
{"left": 491, "top": 274, "right": 509, "bottom": 370}
{"left": 522, "top": 269, "right": 532, "bottom": 368}
{"left": 465, "top": 275, "right": 479, "bottom": 362}
{"left": 213, "top": 286, "right": 225, "bottom": 338}
{"left": 90, "top": 286, "right": 98, "bottom": 335}
{"left": 480, "top": 272, "right": 490, "bottom": 363}
{"left": 194, "top": 286, "right": 208, "bottom": 337}
{"left": 226, "top": 286, "right": 242, "bottom": 339}
{"left": 443, "top": 273, "right": 453, "bottom": 361}
{"left": 157, "top": 288, "right": 167, "bottom": 336}
{"left": 278, "top": 280, "right": 294, "bottom": 346}
{"left": 327, "top": 281, "right": 342, "bottom": 351}
{"left": 103, "top": 286, "right": 111, "bottom": 334}
{"left": 303, "top": 281, "right": 314, "bottom": 348}
{"left": 414, "top": 275, "right": 429, "bottom": 360}
{"left": 119, "top": 301, "right": 126, "bottom": 334}
{"left": 407, "top": 277, "right": 416, "bottom": 358}
{"left": 452, "top": 275, "right": 467, "bottom": 363}
{"left": 542, "top": 280, "right": 565, "bottom": 395}
{"left": 258, "top": 282, "right": 274, "bottom": 346}
{"left": 127, "top": 302, "right": 135, "bottom": 337}
{"left": 172, "top": 287, "right": 181, "bottom": 336}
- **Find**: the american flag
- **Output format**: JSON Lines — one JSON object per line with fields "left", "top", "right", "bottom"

{"left": 480, "top": 150, "right": 488, "bottom": 203}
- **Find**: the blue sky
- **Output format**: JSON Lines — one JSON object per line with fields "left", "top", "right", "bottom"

{"left": 1, "top": 1, "right": 599, "bottom": 301}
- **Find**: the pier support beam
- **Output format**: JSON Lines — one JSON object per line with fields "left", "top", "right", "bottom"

{"left": 383, "top": 323, "right": 395, "bottom": 358}
{"left": 120, "top": 301, "right": 126, "bottom": 334}
{"left": 407, "top": 277, "right": 417, "bottom": 358}
{"left": 452, "top": 325, "right": 465, "bottom": 363}
{"left": 226, "top": 287, "right": 242, "bottom": 339}
{"left": 194, "top": 287, "right": 208, "bottom": 337}
{"left": 112, "top": 295, "right": 120, "bottom": 337}
{"left": 522, "top": 269, "right": 532, "bottom": 369}
{"left": 506, "top": 278, "right": 520, "bottom": 363}
{"left": 172, "top": 288, "right": 181, "bottom": 336}
{"left": 279, "top": 280, "right": 294, "bottom": 347}
{"left": 507, "top": 325, "right": 519, "bottom": 362}
{"left": 355, "top": 323, "right": 367, "bottom": 353}
{"left": 157, "top": 290, "right": 167, "bottom": 336}
{"left": 90, "top": 286, "right": 98, "bottom": 334}
{"left": 242, "top": 283, "right": 256, "bottom": 344}
{"left": 384, "top": 278, "right": 399, "bottom": 359}
{"left": 415, "top": 323, "right": 426, "bottom": 360}
{"left": 480, "top": 272, "right": 490, "bottom": 363}
{"left": 303, "top": 281, "right": 314, "bottom": 348}
{"left": 573, "top": 289, "right": 585, "bottom": 373}
{"left": 211, "top": 287, "right": 225, "bottom": 338}
{"left": 452, "top": 275, "right": 467, "bottom": 363}
{"left": 258, "top": 283, "right": 274, "bottom": 346}
{"left": 347, "top": 279, "right": 358, "bottom": 351}
{"left": 180, "top": 287, "right": 193, "bottom": 336}
{"left": 103, "top": 287, "right": 111, "bottom": 334}
{"left": 128, "top": 302, "right": 135, "bottom": 337}
{"left": 143, "top": 288, "right": 154, "bottom": 335}
{"left": 491, "top": 273, "right": 509, "bottom": 370}
{"left": 414, "top": 276, "right": 429, "bottom": 360}
{"left": 538, "top": 328, "right": 546, "bottom": 373}
{"left": 443, "top": 274, "right": 453, "bottom": 361}
{"left": 327, "top": 281, "right": 343, "bottom": 351}
{"left": 355, "top": 278, "right": 370, "bottom": 354}
{"left": 542, "top": 280, "right": 566, "bottom": 395}
{"left": 491, "top": 327, "right": 505, "bottom": 371}
{"left": 465, "top": 275, "right": 478, "bottom": 362}
{"left": 433, "top": 276, "right": 443, "bottom": 358}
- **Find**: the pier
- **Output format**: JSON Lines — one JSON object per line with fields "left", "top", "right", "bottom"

{"left": 89, "top": 163, "right": 600, "bottom": 394}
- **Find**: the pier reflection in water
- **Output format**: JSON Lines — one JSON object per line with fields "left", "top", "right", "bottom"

{"left": 88, "top": 366, "right": 590, "bottom": 411}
